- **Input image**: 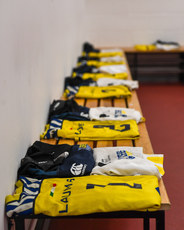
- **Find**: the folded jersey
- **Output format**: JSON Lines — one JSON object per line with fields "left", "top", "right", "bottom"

{"left": 64, "top": 76, "right": 95, "bottom": 89}
{"left": 78, "top": 60, "right": 124, "bottom": 68}
{"left": 65, "top": 76, "right": 138, "bottom": 90}
{"left": 47, "top": 100, "right": 144, "bottom": 124}
{"left": 83, "top": 42, "right": 100, "bottom": 54}
{"left": 18, "top": 141, "right": 95, "bottom": 179}
{"left": 40, "top": 119, "right": 140, "bottom": 141}
{"left": 96, "top": 78, "right": 138, "bottom": 90}
{"left": 48, "top": 99, "right": 89, "bottom": 122}
{"left": 73, "top": 64, "right": 99, "bottom": 75}
{"left": 134, "top": 44, "right": 156, "bottom": 51}
{"left": 134, "top": 40, "right": 180, "bottom": 52}
{"left": 73, "top": 63, "right": 127, "bottom": 76}
{"left": 99, "top": 64, "right": 127, "bottom": 74}
{"left": 6, "top": 175, "right": 161, "bottom": 217}
{"left": 78, "top": 55, "right": 124, "bottom": 64}
{"left": 89, "top": 107, "right": 144, "bottom": 123}
{"left": 92, "top": 146, "right": 164, "bottom": 177}
{"left": 64, "top": 85, "right": 131, "bottom": 99}
{"left": 100, "top": 55, "right": 124, "bottom": 63}
{"left": 74, "top": 72, "right": 128, "bottom": 80}
{"left": 154, "top": 40, "right": 180, "bottom": 51}
{"left": 82, "top": 42, "right": 123, "bottom": 57}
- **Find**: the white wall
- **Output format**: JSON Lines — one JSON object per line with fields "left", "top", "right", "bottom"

{"left": 85, "top": 0, "right": 184, "bottom": 47}
{"left": 0, "top": 0, "right": 85, "bottom": 229}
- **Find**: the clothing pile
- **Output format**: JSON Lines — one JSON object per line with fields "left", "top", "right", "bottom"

{"left": 135, "top": 40, "right": 180, "bottom": 51}
{"left": 6, "top": 141, "right": 164, "bottom": 217}
{"left": 40, "top": 99, "right": 143, "bottom": 140}
{"left": 5, "top": 42, "right": 163, "bottom": 219}
{"left": 65, "top": 42, "right": 139, "bottom": 99}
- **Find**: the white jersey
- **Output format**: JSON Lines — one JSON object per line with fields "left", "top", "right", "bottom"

{"left": 97, "top": 78, "right": 139, "bottom": 90}
{"left": 156, "top": 43, "right": 179, "bottom": 51}
{"left": 99, "top": 64, "right": 127, "bottom": 74}
{"left": 91, "top": 147, "right": 164, "bottom": 179}
{"left": 93, "top": 146, "right": 144, "bottom": 164}
{"left": 100, "top": 56, "right": 124, "bottom": 63}
{"left": 91, "top": 157, "right": 161, "bottom": 179}
{"left": 89, "top": 107, "right": 143, "bottom": 123}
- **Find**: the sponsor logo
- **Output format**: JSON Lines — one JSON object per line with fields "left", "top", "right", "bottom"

{"left": 116, "top": 150, "right": 135, "bottom": 159}
{"left": 70, "top": 163, "right": 86, "bottom": 176}
{"left": 115, "top": 110, "right": 127, "bottom": 118}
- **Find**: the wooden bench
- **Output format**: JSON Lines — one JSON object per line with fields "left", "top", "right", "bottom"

{"left": 8, "top": 51, "right": 170, "bottom": 230}
{"left": 122, "top": 46, "right": 184, "bottom": 83}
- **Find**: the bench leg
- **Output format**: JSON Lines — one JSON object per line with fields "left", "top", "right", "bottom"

{"left": 14, "top": 217, "right": 25, "bottom": 230}
{"left": 156, "top": 211, "right": 165, "bottom": 230}
{"left": 144, "top": 216, "right": 150, "bottom": 230}
{"left": 8, "top": 218, "right": 14, "bottom": 230}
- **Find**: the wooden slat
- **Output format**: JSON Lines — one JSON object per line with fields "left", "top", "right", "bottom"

{"left": 116, "top": 140, "right": 133, "bottom": 147}
{"left": 97, "top": 99, "right": 114, "bottom": 147}
{"left": 134, "top": 122, "right": 154, "bottom": 154}
{"left": 113, "top": 98, "right": 126, "bottom": 108}
{"left": 75, "top": 98, "right": 85, "bottom": 106}
{"left": 85, "top": 98, "right": 98, "bottom": 108}
{"left": 127, "top": 90, "right": 142, "bottom": 111}
{"left": 41, "top": 139, "right": 57, "bottom": 145}
{"left": 76, "top": 140, "right": 94, "bottom": 149}
{"left": 96, "top": 140, "right": 114, "bottom": 148}
{"left": 113, "top": 97, "right": 133, "bottom": 147}
{"left": 159, "top": 179, "right": 171, "bottom": 210}
{"left": 77, "top": 99, "right": 99, "bottom": 148}
{"left": 58, "top": 139, "right": 75, "bottom": 145}
{"left": 99, "top": 98, "right": 113, "bottom": 107}
{"left": 127, "top": 91, "right": 154, "bottom": 154}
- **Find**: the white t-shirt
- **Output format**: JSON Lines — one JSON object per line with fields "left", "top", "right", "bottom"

{"left": 100, "top": 56, "right": 124, "bottom": 63}
{"left": 93, "top": 146, "right": 144, "bottom": 164}
{"left": 89, "top": 107, "right": 143, "bottom": 123}
{"left": 97, "top": 78, "right": 139, "bottom": 90}
{"left": 99, "top": 64, "right": 127, "bottom": 74}
{"left": 91, "top": 147, "right": 163, "bottom": 179}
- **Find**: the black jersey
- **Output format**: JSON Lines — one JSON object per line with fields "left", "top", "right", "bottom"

{"left": 48, "top": 99, "right": 89, "bottom": 122}
{"left": 18, "top": 141, "right": 95, "bottom": 179}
